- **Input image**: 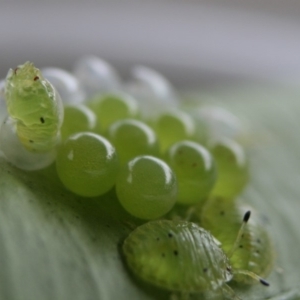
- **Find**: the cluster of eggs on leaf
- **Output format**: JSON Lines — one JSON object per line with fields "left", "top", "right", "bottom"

{"left": 0, "top": 58, "right": 249, "bottom": 219}
{"left": 0, "top": 57, "right": 275, "bottom": 299}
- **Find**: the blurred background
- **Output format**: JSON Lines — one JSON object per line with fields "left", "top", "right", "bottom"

{"left": 1, "top": 0, "right": 300, "bottom": 90}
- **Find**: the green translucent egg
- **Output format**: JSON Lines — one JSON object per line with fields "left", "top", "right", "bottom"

{"left": 107, "top": 119, "right": 159, "bottom": 165}
{"left": 56, "top": 132, "right": 119, "bottom": 197}
{"left": 87, "top": 93, "right": 139, "bottom": 132}
{"left": 209, "top": 138, "right": 249, "bottom": 198}
{"left": 116, "top": 155, "right": 177, "bottom": 220}
{"left": 166, "top": 140, "right": 217, "bottom": 205}
{"left": 61, "top": 104, "right": 97, "bottom": 140}
{"left": 152, "top": 110, "right": 195, "bottom": 153}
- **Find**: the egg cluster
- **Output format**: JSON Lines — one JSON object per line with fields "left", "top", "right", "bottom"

{"left": 0, "top": 57, "right": 275, "bottom": 298}
{"left": 1, "top": 57, "right": 247, "bottom": 219}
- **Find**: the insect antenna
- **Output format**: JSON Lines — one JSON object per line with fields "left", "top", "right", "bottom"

{"left": 227, "top": 210, "right": 251, "bottom": 258}
{"left": 227, "top": 210, "right": 270, "bottom": 287}
{"left": 233, "top": 270, "right": 270, "bottom": 286}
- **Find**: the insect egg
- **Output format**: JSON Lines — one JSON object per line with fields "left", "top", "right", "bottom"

{"left": 116, "top": 155, "right": 177, "bottom": 220}
{"left": 107, "top": 119, "right": 159, "bottom": 165}
{"left": 56, "top": 132, "right": 119, "bottom": 197}
{"left": 153, "top": 110, "right": 196, "bottom": 153}
{"left": 0, "top": 116, "right": 56, "bottom": 170}
{"left": 209, "top": 138, "right": 249, "bottom": 199}
{"left": 125, "top": 65, "right": 179, "bottom": 119}
{"left": 42, "top": 67, "right": 86, "bottom": 105}
{"left": 193, "top": 105, "right": 244, "bottom": 142}
{"left": 73, "top": 55, "right": 121, "bottom": 97}
{"left": 87, "top": 93, "right": 139, "bottom": 132}
{"left": 60, "top": 104, "right": 97, "bottom": 141}
{"left": 165, "top": 140, "right": 217, "bottom": 205}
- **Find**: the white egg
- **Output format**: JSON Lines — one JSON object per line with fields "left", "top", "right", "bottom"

{"left": 194, "top": 106, "right": 244, "bottom": 141}
{"left": 73, "top": 55, "right": 121, "bottom": 97}
{"left": 125, "top": 65, "right": 179, "bottom": 119}
{"left": 0, "top": 116, "right": 56, "bottom": 171}
{"left": 42, "top": 67, "right": 86, "bottom": 105}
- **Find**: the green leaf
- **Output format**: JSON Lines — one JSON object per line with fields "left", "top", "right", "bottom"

{"left": 0, "top": 85, "right": 300, "bottom": 300}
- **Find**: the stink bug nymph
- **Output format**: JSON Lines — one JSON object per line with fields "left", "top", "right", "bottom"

{"left": 200, "top": 197, "right": 275, "bottom": 285}
{"left": 4, "top": 61, "right": 63, "bottom": 152}
{"left": 123, "top": 212, "right": 269, "bottom": 299}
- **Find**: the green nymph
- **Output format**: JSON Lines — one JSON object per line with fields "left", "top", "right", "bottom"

{"left": 123, "top": 216, "right": 269, "bottom": 299}
{"left": 4, "top": 61, "right": 63, "bottom": 152}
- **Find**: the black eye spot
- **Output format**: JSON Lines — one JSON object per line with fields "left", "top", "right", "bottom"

{"left": 161, "top": 253, "right": 165, "bottom": 257}
{"left": 156, "top": 237, "right": 160, "bottom": 241}
{"left": 257, "top": 239, "right": 261, "bottom": 244}
{"left": 239, "top": 245, "right": 243, "bottom": 248}
{"left": 168, "top": 233, "right": 173, "bottom": 238}
{"left": 34, "top": 76, "right": 39, "bottom": 81}
{"left": 173, "top": 250, "right": 178, "bottom": 256}
{"left": 29, "top": 140, "right": 34, "bottom": 143}
{"left": 203, "top": 268, "right": 208, "bottom": 273}
{"left": 40, "top": 117, "right": 45, "bottom": 124}
{"left": 220, "top": 211, "right": 225, "bottom": 216}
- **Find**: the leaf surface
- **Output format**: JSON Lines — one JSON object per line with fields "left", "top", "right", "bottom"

{"left": 0, "top": 86, "right": 300, "bottom": 300}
